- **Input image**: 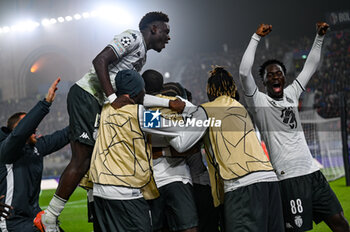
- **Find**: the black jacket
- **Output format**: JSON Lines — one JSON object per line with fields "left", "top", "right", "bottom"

{"left": 0, "top": 100, "right": 69, "bottom": 231}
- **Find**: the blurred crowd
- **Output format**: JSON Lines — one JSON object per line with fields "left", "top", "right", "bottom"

{"left": 0, "top": 29, "right": 349, "bottom": 177}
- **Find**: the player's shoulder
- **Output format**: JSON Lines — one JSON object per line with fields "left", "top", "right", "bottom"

{"left": 284, "top": 80, "right": 303, "bottom": 98}
{"left": 115, "top": 30, "right": 142, "bottom": 41}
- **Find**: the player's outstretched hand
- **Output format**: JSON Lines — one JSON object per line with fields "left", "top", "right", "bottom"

{"left": 111, "top": 95, "right": 135, "bottom": 109}
{"left": 45, "top": 77, "right": 61, "bottom": 103}
{"left": 0, "top": 195, "right": 13, "bottom": 219}
{"left": 256, "top": 24, "right": 272, "bottom": 37}
{"left": 169, "top": 99, "right": 185, "bottom": 113}
{"left": 316, "top": 22, "right": 329, "bottom": 36}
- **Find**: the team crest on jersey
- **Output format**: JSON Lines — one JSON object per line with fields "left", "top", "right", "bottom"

{"left": 294, "top": 215, "right": 303, "bottom": 228}
{"left": 120, "top": 36, "right": 132, "bottom": 48}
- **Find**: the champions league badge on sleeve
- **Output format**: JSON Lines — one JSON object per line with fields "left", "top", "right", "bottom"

{"left": 144, "top": 110, "right": 161, "bottom": 128}
{"left": 120, "top": 36, "right": 132, "bottom": 48}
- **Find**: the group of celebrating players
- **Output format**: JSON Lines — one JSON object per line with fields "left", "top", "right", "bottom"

{"left": 0, "top": 10, "right": 349, "bottom": 232}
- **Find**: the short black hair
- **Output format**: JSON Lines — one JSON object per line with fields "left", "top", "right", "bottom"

{"left": 7, "top": 112, "right": 26, "bottom": 131}
{"left": 139, "top": 11, "right": 169, "bottom": 31}
{"left": 161, "top": 82, "right": 187, "bottom": 99}
{"left": 184, "top": 88, "right": 192, "bottom": 102}
{"left": 259, "top": 59, "right": 287, "bottom": 80}
{"left": 207, "top": 66, "right": 237, "bottom": 101}
{"left": 142, "top": 69, "right": 164, "bottom": 95}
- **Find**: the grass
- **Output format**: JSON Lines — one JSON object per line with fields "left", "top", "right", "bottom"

{"left": 39, "top": 178, "right": 350, "bottom": 232}
{"left": 39, "top": 188, "right": 93, "bottom": 232}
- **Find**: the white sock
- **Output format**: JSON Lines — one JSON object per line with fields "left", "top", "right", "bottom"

{"left": 45, "top": 194, "right": 67, "bottom": 222}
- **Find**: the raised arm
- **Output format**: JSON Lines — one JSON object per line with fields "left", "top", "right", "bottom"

{"left": 0, "top": 78, "right": 59, "bottom": 164}
{"left": 239, "top": 24, "right": 272, "bottom": 96}
{"left": 296, "top": 22, "right": 329, "bottom": 88}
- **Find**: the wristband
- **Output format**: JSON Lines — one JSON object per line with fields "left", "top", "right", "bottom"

{"left": 107, "top": 93, "right": 117, "bottom": 103}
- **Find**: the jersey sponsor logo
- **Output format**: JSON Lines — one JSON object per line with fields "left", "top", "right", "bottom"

{"left": 294, "top": 215, "right": 303, "bottom": 228}
{"left": 79, "top": 132, "right": 90, "bottom": 140}
{"left": 120, "top": 36, "right": 132, "bottom": 48}
{"left": 280, "top": 107, "right": 297, "bottom": 129}
{"left": 286, "top": 222, "right": 293, "bottom": 229}
{"left": 143, "top": 110, "right": 161, "bottom": 128}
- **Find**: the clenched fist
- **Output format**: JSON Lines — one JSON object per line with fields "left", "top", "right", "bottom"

{"left": 256, "top": 24, "right": 272, "bottom": 37}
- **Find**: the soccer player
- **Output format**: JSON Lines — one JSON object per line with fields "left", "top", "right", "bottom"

{"left": 89, "top": 70, "right": 205, "bottom": 232}
{"left": 35, "top": 12, "right": 184, "bottom": 232}
{"left": 0, "top": 78, "right": 69, "bottom": 232}
{"left": 146, "top": 81, "right": 199, "bottom": 232}
{"left": 199, "top": 67, "right": 284, "bottom": 231}
{"left": 239, "top": 23, "right": 349, "bottom": 231}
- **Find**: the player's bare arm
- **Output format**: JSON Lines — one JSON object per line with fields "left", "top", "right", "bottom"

{"left": 256, "top": 23, "right": 272, "bottom": 37}
{"left": 93, "top": 47, "right": 133, "bottom": 109}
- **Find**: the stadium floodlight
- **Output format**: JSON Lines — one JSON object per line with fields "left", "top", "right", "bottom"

{"left": 2, "top": 27, "right": 10, "bottom": 33}
{"left": 96, "top": 5, "right": 132, "bottom": 25}
{"left": 41, "top": 18, "right": 51, "bottom": 26}
{"left": 12, "top": 20, "right": 40, "bottom": 32}
{"left": 10, "top": 25, "right": 18, "bottom": 31}
{"left": 65, "top": 16, "right": 73, "bottom": 21}
{"left": 25, "top": 21, "right": 40, "bottom": 31}
{"left": 74, "top": 14, "right": 82, "bottom": 20}
{"left": 57, "top": 17, "right": 65, "bottom": 23}
{"left": 90, "top": 10, "right": 98, "bottom": 17}
{"left": 0, "top": 28, "right": 2, "bottom": 33}
{"left": 50, "top": 18, "right": 57, "bottom": 24}
{"left": 164, "top": 72, "right": 170, "bottom": 79}
{"left": 82, "top": 12, "right": 90, "bottom": 19}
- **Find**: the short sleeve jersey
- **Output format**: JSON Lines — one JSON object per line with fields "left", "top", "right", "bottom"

{"left": 76, "top": 30, "right": 147, "bottom": 105}
{"left": 245, "top": 80, "right": 319, "bottom": 180}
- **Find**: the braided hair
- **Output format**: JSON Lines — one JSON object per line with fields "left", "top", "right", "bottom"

{"left": 206, "top": 66, "right": 237, "bottom": 101}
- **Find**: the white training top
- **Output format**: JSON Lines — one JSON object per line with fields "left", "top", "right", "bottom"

{"left": 76, "top": 30, "right": 147, "bottom": 105}
{"left": 239, "top": 32, "right": 325, "bottom": 180}
{"left": 93, "top": 99, "right": 207, "bottom": 200}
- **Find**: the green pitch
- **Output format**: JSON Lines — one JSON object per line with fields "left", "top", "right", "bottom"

{"left": 39, "top": 177, "right": 350, "bottom": 232}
